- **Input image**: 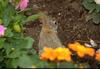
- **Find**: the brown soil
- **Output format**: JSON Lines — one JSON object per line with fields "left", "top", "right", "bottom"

{"left": 25, "top": 0, "right": 100, "bottom": 49}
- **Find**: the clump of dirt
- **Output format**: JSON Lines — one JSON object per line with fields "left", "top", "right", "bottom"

{"left": 27, "top": 0, "right": 100, "bottom": 47}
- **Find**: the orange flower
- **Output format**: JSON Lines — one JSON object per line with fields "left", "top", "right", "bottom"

{"left": 76, "top": 45, "right": 86, "bottom": 57}
{"left": 68, "top": 42, "right": 80, "bottom": 51}
{"left": 40, "top": 47, "right": 57, "bottom": 61}
{"left": 95, "top": 53, "right": 100, "bottom": 60}
{"left": 77, "top": 47, "right": 95, "bottom": 57}
{"left": 68, "top": 42, "right": 86, "bottom": 58}
{"left": 55, "top": 47, "right": 72, "bottom": 61}
{"left": 40, "top": 47, "right": 72, "bottom": 61}
{"left": 68, "top": 42, "right": 95, "bottom": 58}
{"left": 85, "top": 48, "right": 95, "bottom": 57}
{"left": 77, "top": 51, "right": 85, "bottom": 58}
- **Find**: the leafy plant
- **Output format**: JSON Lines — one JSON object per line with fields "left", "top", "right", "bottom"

{"left": 0, "top": 0, "right": 41, "bottom": 68}
{"left": 0, "top": 0, "right": 100, "bottom": 68}
{"left": 83, "top": 0, "right": 100, "bottom": 24}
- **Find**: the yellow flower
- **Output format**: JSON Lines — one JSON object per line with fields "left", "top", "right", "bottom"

{"left": 40, "top": 47, "right": 57, "bottom": 61}
{"left": 55, "top": 47, "right": 72, "bottom": 61}
{"left": 95, "top": 53, "right": 100, "bottom": 60}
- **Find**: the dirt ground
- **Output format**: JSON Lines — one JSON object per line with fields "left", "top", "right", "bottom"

{"left": 25, "top": 0, "right": 100, "bottom": 49}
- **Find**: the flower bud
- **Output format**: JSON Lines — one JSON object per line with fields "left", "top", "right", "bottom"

{"left": 13, "top": 23, "right": 21, "bottom": 33}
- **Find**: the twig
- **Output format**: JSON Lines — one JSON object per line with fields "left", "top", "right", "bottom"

{"left": 76, "top": 40, "right": 100, "bottom": 44}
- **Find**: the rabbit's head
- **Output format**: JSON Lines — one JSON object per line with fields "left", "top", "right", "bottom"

{"left": 39, "top": 13, "right": 58, "bottom": 32}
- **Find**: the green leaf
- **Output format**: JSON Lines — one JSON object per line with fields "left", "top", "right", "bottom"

{"left": 24, "top": 37, "right": 34, "bottom": 49}
{"left": 28, "top": 57, "right": 55, "bottom": 68}
{"left": 96, "top": 5, "right": 100, "bottom": 13}
{"left": 39, "top": 61, "right": 56, "bottom": 68}
{"left": 18, "top": 55, "right": 33, "bottom": 68}
{"left": 10, "top": 59, "right": 19, "bottom": 68}
{"left": 29, "top": 54, "right": 56, "bottom": 68}
{"left": 3, "top": 14, "right": 11, "bottom": 26}
{"left": 92, "top": 12, "right": 100, "bottom": 24}
{"left": 4, "top": 43, "right": 13, "bottom": 56}
{"left": 9, "top": 37, "right": 34, "bottom": 49}
{"left": 11, "top": 37, "right": 33, "bottom": 49}
{"left": 25, "top": 14, "right": 40, "bottom": 22}
{"left": 13, "top": 33, "right": 23, "bottom": 39}
{"left": 0, "top": 38, "right": 6, "bottom": 49}
{"left": 5, "top": 28, "right": 14, "bottom": 37}
{"left": 2, "top": 4, "right": 15, "bottom": 26}
{"left": 81, "top": 63, "right": 90, "bottom": 68}
{"left": 83, "top": 0, "right": 96, "bottom": 13}
{"left": 0, "top": 56, "right": 4, "bottom": 62}
{"left": 13, "top": 14, "right": 26, "bottom": 25}
{"left": 4, "top": 42, "right": 23, "bottom": 58}
{"left": 0, "top": 50, "right": 5, "bottom": 62}
{"left": 6, "top": 58, "right": 19, "bottom": 68}
{"left": 57, "top": 62, "right": 79, "bottom": 68}
{"left": 87, "top": 0, "right": 94, "bottom": 3}
{"left": 8, "top": 49, "right": 21, "bottom": 58}
{"left": 0, "top": 0, "right": 8, "bottom": 9}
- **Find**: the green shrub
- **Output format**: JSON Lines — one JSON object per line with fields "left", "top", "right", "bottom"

{"left": 83, "top": 0, "right": 100, "bottom": 24}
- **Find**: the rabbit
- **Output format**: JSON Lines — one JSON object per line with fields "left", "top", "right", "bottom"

{"left": 38, "top": 13, "right": 64, "bottom": 54}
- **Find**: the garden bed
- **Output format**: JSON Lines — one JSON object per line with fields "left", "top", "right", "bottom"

{"left": 26, "top": 0, "right": 100, "bottom": 48}
{"left": 0, "top": 0, "right": 100, "bottom": 68}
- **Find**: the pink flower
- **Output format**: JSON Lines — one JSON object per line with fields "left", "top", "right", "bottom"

{"left": 0, "top": 25, "right": 6, "bottom": 37}
{"left": 16, "top": 0, "right": 29, "bottom": 11}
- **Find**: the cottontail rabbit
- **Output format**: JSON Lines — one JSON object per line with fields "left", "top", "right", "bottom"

{"left": 38, "top": 13, "right": 64, "bottom": 54}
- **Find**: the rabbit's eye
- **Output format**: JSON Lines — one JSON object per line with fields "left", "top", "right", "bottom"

{"left": 55, "top": 22, "right": 57, "bottom": 25}
{"left": 52, "top": 20, "right": 56, "bottom": 24}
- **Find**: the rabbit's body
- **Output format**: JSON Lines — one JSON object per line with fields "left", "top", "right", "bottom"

{"left": 38, "top": 14, "right": 64, "bottom": 54}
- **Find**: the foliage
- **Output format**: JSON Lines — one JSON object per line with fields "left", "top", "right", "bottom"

{"left": 83, "top": 0, "right": 100, "bottom": 24}
{"left": 0, "top": 0, "right": 40, "bottom": 68}
{"left": 0, "top": 0, "right": 100, "bottom": 68}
